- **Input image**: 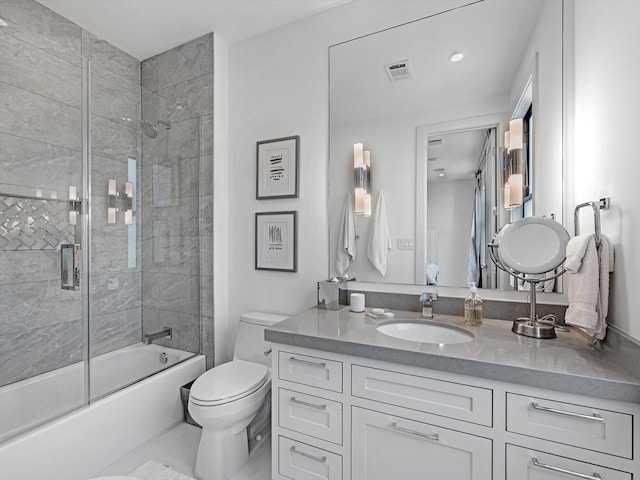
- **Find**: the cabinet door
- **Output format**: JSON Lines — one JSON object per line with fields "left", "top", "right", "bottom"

{"left": 506, "top": 444, "right": 631, "bottom": 480}
{"left": 352, "top": 407, "right": 492, "bottom": 480}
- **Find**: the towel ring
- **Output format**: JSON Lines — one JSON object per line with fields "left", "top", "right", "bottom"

{"left": 574, "top": 197, "right": 610, "bottom": 248}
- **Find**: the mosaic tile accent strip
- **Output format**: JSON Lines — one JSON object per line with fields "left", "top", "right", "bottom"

{"left": 0, "top": 196, "right": 75, "bottom": 250}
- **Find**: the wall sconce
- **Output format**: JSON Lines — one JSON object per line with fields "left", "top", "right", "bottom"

{"left": 68, "top": 185, "right": 80, "bottom": 225}
{"left": 354, "top": 142, "right": 372, "bottom": 216}
{"left": 108, "top": 179, "right": 117, "bottom": 224}
{"left": 124, "top": 182, "right": 133, "bottom": 225}
{"left": 503, "top": 118, "right": 524, "bottom": 211}
{"left": 107, "top": 180, "right": 135, "bottom": 225}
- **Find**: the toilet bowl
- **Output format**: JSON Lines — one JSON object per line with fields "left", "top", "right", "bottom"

{"left": 188, "top": 312, "right": 287, "bottom": 480}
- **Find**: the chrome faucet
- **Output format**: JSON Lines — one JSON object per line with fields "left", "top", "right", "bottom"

{"left": 420, "top": 292, "right": 438, "bottom": 318}
{"left": 144, "top": 327, "right": 172, "bottom": 345}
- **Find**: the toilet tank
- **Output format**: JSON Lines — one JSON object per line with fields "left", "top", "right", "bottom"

{"left": 233, "top": 312, "right": 288, "bottom": 365}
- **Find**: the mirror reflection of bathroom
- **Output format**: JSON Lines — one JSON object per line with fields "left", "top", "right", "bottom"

{"left": 329, "top": 0, "right": 563, "bottom": 290}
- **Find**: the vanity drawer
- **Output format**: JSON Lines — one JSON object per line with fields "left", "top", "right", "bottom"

{"left": 506, "top": 444, "right": 631, "bottom": 480}
{"left": 278, "top": 436, "right": 342, "bottom": 480}
{"left": 279, "top": 351, "right": 343, "bottom": 392}
{"left": 278, "top": 388, "right": 343, "bottom": 445}
{"left": 506, "top": 393, "right": 633, "bottom": 458}
{"left": 352, "top": 365, "right": 493, "bottom": 426}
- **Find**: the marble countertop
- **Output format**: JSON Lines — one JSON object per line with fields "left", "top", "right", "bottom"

{"left": 265, "top": 307, "right": 640, "bottom": 403}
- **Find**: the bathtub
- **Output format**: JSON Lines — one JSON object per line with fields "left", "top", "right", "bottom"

{"left": 0, "top": 344, "right": 205, "bottom": 480}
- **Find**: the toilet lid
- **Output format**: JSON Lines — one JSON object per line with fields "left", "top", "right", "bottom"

{"left": 190, "top": 360, "right": 268, "bottom": 405}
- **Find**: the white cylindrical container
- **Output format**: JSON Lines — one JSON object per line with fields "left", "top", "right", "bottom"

{"left": 350, "top": 293, "right": 365, "bottom": 312}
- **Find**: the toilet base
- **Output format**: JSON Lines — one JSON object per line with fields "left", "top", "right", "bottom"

{"left": 195, "top": 427, "right": 249, "bottom": 480}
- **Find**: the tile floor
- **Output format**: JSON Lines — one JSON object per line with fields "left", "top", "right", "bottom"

{"left": 96, "top": 422, "right": 271, "bottom": 480}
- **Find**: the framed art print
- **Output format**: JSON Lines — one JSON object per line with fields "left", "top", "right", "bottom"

{"left": 256, "top": 135, "right": 299, "bottom": 199}
{"left": 255, "top": 211, "right": 297, "bottom": 272}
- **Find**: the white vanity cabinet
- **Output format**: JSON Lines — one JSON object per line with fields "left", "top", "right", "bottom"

{"left": 271, "top": 344, "right": 640, "bottom": 480}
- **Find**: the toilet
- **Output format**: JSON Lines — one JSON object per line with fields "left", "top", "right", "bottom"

{"left": 188, "top": 312, "right": 288, "bottom": 480}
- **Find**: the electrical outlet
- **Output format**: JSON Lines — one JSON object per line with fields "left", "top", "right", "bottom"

{"left": 398, "top": 238, "right": 414, "bottom": 250}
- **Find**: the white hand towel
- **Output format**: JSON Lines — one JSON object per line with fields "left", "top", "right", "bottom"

{"left": 565, "top": 234, "right": 593, "bottom": 272}
{"left": 336, "top": 193, "right": 356, "bottom": 275}
{"left": 565, "top": 235, "right": 614, "bottom": 340}
{"left": 367, "top": 191, "right": 392, "bottom": 276}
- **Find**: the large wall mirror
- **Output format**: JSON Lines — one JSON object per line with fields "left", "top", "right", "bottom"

{"left": 329, "top": 0, "right": 564, "bottom": 293}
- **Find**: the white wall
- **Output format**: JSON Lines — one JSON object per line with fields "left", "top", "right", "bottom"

{"left": 573, "top": 0, "right": 640, "bottom": 340}
{"left": 223, "top": 1, "right": 473, "bottom": 362}
{"left": 213, "top": 34, "right": 230, "bottom": 365}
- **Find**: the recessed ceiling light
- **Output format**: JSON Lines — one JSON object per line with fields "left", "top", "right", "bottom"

{"left": 449, "top": 52, "right": 464, "bottom": 63}
{"left": 0, "top": 18, "right": 8, "bottom": 27}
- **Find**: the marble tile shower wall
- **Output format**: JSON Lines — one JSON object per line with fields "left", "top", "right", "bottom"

{"left": 84, "top": 29, "right": 143, "bottom": 358}
{"left": 140, "top": 34, "right": 214, "bottom": 367}
{"left": 0, "top": 0, "right": 142, "bottom": 386}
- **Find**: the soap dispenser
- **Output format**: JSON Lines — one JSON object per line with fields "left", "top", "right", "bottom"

{"left": 464, "top": 284, "right": 483, "bottom": 326}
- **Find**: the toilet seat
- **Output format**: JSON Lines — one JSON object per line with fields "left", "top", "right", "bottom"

{"left": 190, "top": 360, "right": 269, "bottom": 406}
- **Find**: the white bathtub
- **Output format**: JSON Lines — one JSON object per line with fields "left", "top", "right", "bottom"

{"left": 0, "top": 344, "right": 205, "bottom": 480}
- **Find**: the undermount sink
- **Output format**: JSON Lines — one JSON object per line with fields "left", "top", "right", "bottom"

{"left": 376, "top": 320, "right": 474, "bottom": 345}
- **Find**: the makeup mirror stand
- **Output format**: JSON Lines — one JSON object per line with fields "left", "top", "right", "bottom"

{"left": 488, "top": 244, "right": 567, "bottom": 339}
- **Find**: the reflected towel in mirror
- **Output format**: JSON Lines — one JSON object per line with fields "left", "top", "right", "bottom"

{"left": 336, "top": 193, "right": 356, "bottom": 275}
{"left": 367, "top": 191, "right": 392, "bottom": 276}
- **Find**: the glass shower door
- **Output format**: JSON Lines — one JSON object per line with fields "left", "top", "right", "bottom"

{"left": 0, "top": 13, "right": 88, "bottom": 441}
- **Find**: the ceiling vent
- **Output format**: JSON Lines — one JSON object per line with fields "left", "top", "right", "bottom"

{"left": 385, "top": 60, "right": 412, "bottom": 82}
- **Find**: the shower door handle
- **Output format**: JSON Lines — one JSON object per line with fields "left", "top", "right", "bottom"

{"left": 61, "top": 243, "right": 80, "bottom": 290}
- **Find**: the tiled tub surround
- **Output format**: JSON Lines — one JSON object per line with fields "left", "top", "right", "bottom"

{"left": 0, "top": 0, "right": 85, "bottom": 388}
{"left": 0, "top": 0, "right": 214, "bottom": 442}
{"left": 140, "top": 33, "right": 214, "bottom": 366}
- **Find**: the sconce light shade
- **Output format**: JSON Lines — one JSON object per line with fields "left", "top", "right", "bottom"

{"left": 509, "top": 118, "right": 523, "bottom": 150}
{"left": 68, "top": 185, "right": 79, "bottom": 225}
{"left": 353, "top": 143, "right": 372, "bottom": 216}
{"left": 354, "top": 143, "right": 364, "bottom": 168}
{"left": 505, "top": 173, "right": 523, "bottom": 210}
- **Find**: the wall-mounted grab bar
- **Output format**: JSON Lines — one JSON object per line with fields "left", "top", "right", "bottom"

{"left": 574, "top": 197, "right": 610, "bottom": 247}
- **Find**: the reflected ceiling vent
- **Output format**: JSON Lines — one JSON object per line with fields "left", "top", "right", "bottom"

{"left": 385, "top": 60, "right": 412, "bottom": 82}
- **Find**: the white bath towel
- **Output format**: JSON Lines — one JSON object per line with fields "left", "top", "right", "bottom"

{"left": 367, "top": 191, "right": 392, "bottom": 276}
{"left": 565, "top": 234, "right": 614, "bottom": 340}
{"left": 336, "top": 193, "right": 356, "bottom": 275}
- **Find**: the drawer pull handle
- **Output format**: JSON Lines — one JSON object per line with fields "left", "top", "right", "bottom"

{"left": 289, "top": 356, "right": 327, "bottom": 368}
{"left": 390, "top": 422, "right": 439, "bottom": 441}
{"left": 532, "top": 457, "right": 603, "bottom": 479}
{"left": 290, "top": 396, "right": 327, "bottom": 410}
{"left": 290, "top": 446, "right": 327, "bottom": 463}
{"left": 531, "top": 402, "right": 604, "bottom": 423}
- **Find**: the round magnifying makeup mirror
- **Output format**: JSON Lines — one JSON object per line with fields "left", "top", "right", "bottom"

{"left": 489, "top": 217, "right": 570, "bottom": 338}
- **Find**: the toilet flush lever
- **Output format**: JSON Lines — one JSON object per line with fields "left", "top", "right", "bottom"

{"left": 264, "top": 348, "right": 272, "bottom": 356}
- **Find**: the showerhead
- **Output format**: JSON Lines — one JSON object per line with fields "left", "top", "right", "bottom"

{"left": 140, "top": 119, "right": 171, "bottom": 138}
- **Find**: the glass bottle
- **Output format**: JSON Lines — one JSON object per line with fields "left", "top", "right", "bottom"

{"left": 464, "top": 284, "right": 483, "bottom": 326}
